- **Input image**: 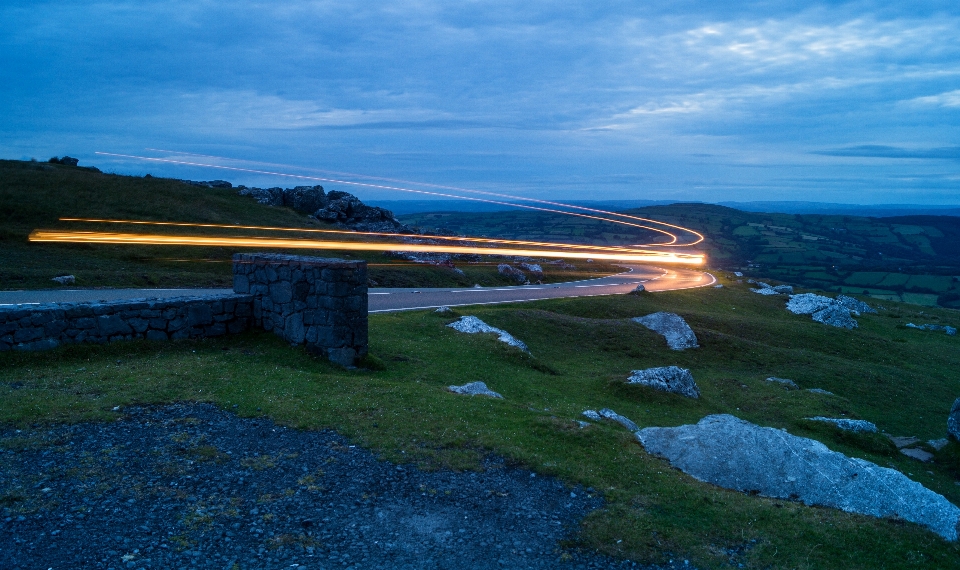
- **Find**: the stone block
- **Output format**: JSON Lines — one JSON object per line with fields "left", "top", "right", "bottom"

{"left": 126, "top": 318, "right": 149, "bottom": 333}
{"left": 227, "top": 320, "right": 248, "bottom": 334}
{"left": 270, "top": 281, "right": 293, "bottom": 304}
{"left": 43, "top": 320, "right": 68, "bottom": 337}
{"left": 14, "top": 327, "right": 43, "bottom": 343}
{"left": 205, "top": 323, "right": 227, "bottom": 337}
{"left": 145, "top": 329, "right": 168, "bottom": 341}
{"left": 16, "top": 338, "right": 59, "bottom": 351}
{"left": 187, "top": 304, "right": 214, "bottom": 327}
{"left": 285, "top": 313, "right": 305, "bottom": 344}
{"left": 233, "top": 273, "right": 250, "bottom": 294}
{"left": 167, "top": 317, "right": 187, "bottom": 332}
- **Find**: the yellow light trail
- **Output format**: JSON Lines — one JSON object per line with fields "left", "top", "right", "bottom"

{"left": 144, "top": 148, "right": 706, "bottom": 246}
{"left": 58, "top": 217, "right": 672, "bottom": 255}
{"left": 29, "top": 230, "right": 706, "bottom": 265}
{"left": 95, "top": 152, "right": 699, "bottom": 246}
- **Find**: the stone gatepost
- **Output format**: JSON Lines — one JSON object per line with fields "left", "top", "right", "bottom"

{"left": 232, "top": 253, "right": 368, "bottom": 366}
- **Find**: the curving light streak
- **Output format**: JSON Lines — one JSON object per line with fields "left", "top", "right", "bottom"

{"left": 95, "top": 152, "right": 693, "bottom": 246}
{"left": 58, "top": 217, "right": 667, "bottom": 255}
{"left": 29, "top": 230, "right": 705, "bottom": 265}
{"left": 144, "top": 148, "right": 705, "bottom": 246}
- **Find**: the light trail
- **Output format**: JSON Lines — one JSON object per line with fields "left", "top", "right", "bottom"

{"left": 144, "top": 148, "right": 705, "bottom": 246}
{"left": 58, "top": 217, "right": 670, "bottom": 255}
{"left": 29, "top": 230, "right": 705, "bottom": 265}
{"left": 95, "top": 152, "right": 691, "bottom": 246}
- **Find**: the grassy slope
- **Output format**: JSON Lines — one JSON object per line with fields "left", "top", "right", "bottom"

{"left": 0, "top": 159, "right": 617, "bottom": 290}
{"left": 2, "top": 278, "right": 960, "bottom": 568}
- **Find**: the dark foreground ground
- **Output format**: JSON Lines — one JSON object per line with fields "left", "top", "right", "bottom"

{"left": 0, "top": 403, "right": 678, "bottom": 570}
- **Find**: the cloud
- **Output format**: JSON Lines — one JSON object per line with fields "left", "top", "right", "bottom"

{"left": 812, "top": 145, "right": 960, "bottom": 160}
{"left": 905, "top": 90, "right": 960, "bottom": 108}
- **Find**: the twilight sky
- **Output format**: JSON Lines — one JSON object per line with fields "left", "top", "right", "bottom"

{"left": 3, "top": 1, "right": 960, "bottom": 205}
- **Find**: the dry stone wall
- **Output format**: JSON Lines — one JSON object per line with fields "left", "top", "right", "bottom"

{"left": 0, "top": 294, "right": 252, "bottom": 352}
{"left": 233, "top": 253, "right": 368, "bottom": 366}
{"left": 1, "top": 253, "right": 369, "bottom": 367}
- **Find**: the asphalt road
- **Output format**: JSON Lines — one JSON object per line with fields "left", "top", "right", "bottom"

{"left": 0, "top": 265, "right": 715, "bottom": 311}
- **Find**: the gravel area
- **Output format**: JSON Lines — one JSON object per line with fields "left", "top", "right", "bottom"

{"left": 0, "top": 403, "right": 665, "bottom": 569}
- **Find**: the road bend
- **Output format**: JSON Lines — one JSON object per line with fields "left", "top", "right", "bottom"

{"left": 0, "top": 265, "right": 715, "bottom": 312}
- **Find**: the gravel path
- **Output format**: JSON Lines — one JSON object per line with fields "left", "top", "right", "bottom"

{"left": 0, "top": 403, "right": 665, "bottom": 569}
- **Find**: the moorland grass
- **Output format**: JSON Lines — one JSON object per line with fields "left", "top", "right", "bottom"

{"left": 2, "top": 278, "right": 959, "bottom": 568}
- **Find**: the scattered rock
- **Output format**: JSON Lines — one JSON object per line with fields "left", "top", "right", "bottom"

{"left": 519, "top": 263, "right": 544, "bottom": 280}
{"left": 581, "top": 410, "right": 602, "bottom": 421}
{"left": 765, "top": 377, "right": 799, "bottom": 390}
{"left": 636, "top": 414, "right": 960, "bottom": 541}
{"left": 447, "top": 316, "right": 529, "bottom": 352}
{"left": 807, "top": 388, "right": 835, "bottom": 396}
{"left": 812, "top": 304, "right": 859, "bottom": 329}
{"left": 901, "top": 448, "right": 934, "bottom": 462}
{"left": 806, "top": 417, "right": 877, "bottom": 433}
{"left": 447, "top": 381, "right": 503, "bottom": 399}
{"left": 786, "top": 293, "right": 874, "bottom": 330}
{"left": 713, "top": 284, "right": 724, "bottom": 289}
{"left": 906, "top": 323, "right": 958, "bottom": 336}
{"left": 577, "top": 421, "right": 591, "bottom": 428}
{"left": 51, "top": 275, "right": 75, "bottom": 285}
{"left": 435, "top": 306, "right": 453, "bottom": 314}
{"left": 598, "top": 408, "right": 640, "bottom": 432}
{"left": 948, "top": 398, "right": 960, "bottom": 441}
{"left": 752, "top": 284, "right": 794, "bottom": 295}
{"left": 632, "top": 283, "right": 646, "bottom": 293}
{"left": 627, "top": 366, "right": 700, "bottom": 399}
{"left": 888, "top": 436, "right": 920, "bottom": 449}
{"left": 632, "top": 312, "right": 699, "bottom": 350}
{"left": 497, "top": 264, "right": 528, "bottom": 284}
{"left": 836, "top": 295, "right": 877, "bottom": 314}
{"left": 733, "top": 272, "right": 744, "bottom": 277}
{"left": 928, "top": 438, "right": 950, "bottom": 451}
{"left": 752, "top": 287, "right": 781, "bottom": 295}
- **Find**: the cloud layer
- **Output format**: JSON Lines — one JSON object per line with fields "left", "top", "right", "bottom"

{"left": 2, "top": 1, "right": 959, "bottom": 204}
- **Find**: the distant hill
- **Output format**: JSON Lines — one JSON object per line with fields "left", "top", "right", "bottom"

{"left": 376, "top": 198, "right": 960, "bottom": 218}
{"left": 399, "top": 203, "right": 960, "bottom": 308}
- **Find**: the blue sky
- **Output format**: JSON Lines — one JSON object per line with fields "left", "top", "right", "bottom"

{"left": 3, "top": 1, "right": 960, "bottom": 205}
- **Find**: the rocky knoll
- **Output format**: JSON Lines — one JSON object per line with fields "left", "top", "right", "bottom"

{"left": 236, "top": 184, "right": 410, "bottom": 233}
{"left": 632, "top": 312, "right": 699, "bottom": 350}
{"left": 637, "top": 414, "right": 960, "bottom": 541}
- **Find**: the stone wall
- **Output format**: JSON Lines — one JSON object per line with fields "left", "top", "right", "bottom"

{"left": 0, "top": 294, "right": 252, "bottom": 352}
{"left": 233, "top": 253, "right": 367, "bottom": 366}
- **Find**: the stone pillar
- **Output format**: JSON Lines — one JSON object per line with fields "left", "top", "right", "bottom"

{"left": 233, "top": 253, "right": 368, "bottom": 366}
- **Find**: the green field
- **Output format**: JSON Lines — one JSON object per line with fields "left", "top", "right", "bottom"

{"left": 2, "top": 279, "right": 960, "bottom": 568}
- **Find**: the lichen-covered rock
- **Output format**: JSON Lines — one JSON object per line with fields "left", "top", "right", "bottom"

{"left": 632, "top": 283, "right": 646, "bottom": 293}
{"left": 238, "top": 186, "right": 284, "bottom": 206}
{"left": 752, "top": 287, "right": 781, "bottom": 295}
{"left": 497, "top": 264, "right": 528, "bottom": 284}
{"left": 807, "top": 417, "right": 878, "bottom": 433}
{"left": 582, "top": 410, "right": 602, "bottom": 421}
{"left": 447, "top": 316, "right": 529, "bottom": 352}
{"left": 519, "top": 263, "right": 544, "bottom": 280}
{"left": 807, "top": 388, "right": 835, "bottom": 396}
{"left": 949, "top": 398, "right": 960, "bottom": 441}
{"left": 786, "top": 293, "right": 874, "bottom": 330}
{"left": 632, "top": 312, "right": 699, "bottom": 350}
{"left": 627, "top": 366, "right": 700, "bottom": 398}
{"left": 907, "top": 323, "right": 958, "bottom": 335}
{"left": 447, "top": 381, "right": 503, "bottom": 398}
{"left": 598, "top": 408, "right": 640, "bottom": 432}
{"left": 51, "top": 275, "right": 75, "bottom": 285}
{"left": 636, "top": 414, "right": 960, "bottom": 541}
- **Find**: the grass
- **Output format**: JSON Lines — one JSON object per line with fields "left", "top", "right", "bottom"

{"left": 2, "top": 277, "right": 959, "bottom": 568}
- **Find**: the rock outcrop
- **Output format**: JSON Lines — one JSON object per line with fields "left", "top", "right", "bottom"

{"left": 786, "top": 293, "right": 874, "bottom": 330}
{"left": 236, "top": 184, "right": 410, "bottom": 233}
{"left": 632, "top": 312, "right": 699, "bottom": 350}
{"left": 636, "top": 414, "right": 960, "bottom": 541}
{"left": 447, "top": 381, "right": 503, "bottom": 399}
{"left": 765, "top": 377, "right": 799, "bottom": 390}
{"left": 519, "top": 263, "right": 544, "bottom": 281}
{"left": 447, "top": 316, "right": 529, "bottom": 352}
{"left": 598, "top": 408, "right": 640, "bottom": 432}
{"left": 627, "top": 366, "right": 700, "bottom": 399}
{"left": 497, "top": 264, "right": 528, "bottom": 284}
{"left": 906, "top": 323, "right": 958, "bottom": 336}
{"left": 806, "top": 417, "right": 878, "bottom": 433}
{"left": 949, "top": 398, "right": 960, "bottom": 441}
